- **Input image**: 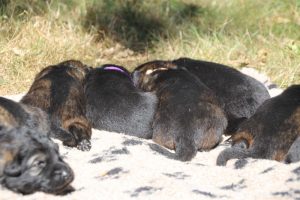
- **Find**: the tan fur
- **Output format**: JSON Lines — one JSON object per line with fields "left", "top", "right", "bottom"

{"left": 153, "top": 133, "right": 175, "bottom": 150}
{"left": 232, "top": 131, "right": 254, "bottom": 148}
{"left": 197, "top": 128, "right": 221, "bottom": 150}
{"left": 0, "top": 107, "right": 18, "bottom": 129}
{"left": 273, "top": 150, "right": 286, "bottom": 161}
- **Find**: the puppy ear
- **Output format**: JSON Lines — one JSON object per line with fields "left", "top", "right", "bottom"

{"left": 4, "top": 162, "right": 22, "bottom": 176}
{"left": 141, "top": 72, "right": 160, "bottom": 92}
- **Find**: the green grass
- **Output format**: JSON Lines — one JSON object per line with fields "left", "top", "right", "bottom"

{"left": 0, "top": 0, "right": 299, "bottom": 94}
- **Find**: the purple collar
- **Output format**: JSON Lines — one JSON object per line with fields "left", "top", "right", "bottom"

{"left": 103, "top": 66, "right": 126, "bottom": 73}
{"left": 102, "top": 65, "right": 132, "bottom": 81}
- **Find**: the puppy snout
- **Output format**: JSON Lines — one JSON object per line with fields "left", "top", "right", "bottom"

{"left": 53, "top": 164, "right": 74, "bottom": 183}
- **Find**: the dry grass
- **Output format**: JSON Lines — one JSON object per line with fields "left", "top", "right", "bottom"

{"left": 153, "top": 30, "right": 300, "bottom": 88}
{"left": 0, "top": 0, "right": 299, "bottom": 95}
{"left": 0, "top": 15, "right": 146, "bottom": 94}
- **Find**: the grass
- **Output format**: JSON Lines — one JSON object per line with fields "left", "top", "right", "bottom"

{"left": 0, "top": 0, "right": 299, "bottom": 95}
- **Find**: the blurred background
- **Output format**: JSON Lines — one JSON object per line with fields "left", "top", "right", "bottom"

{"left": 0, "top": 0, "right": 299, "bottom": 94}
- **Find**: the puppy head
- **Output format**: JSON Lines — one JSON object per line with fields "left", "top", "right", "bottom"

{"left": 36, "top": 60, "right": 91, "bottom": 83}
{"left": 60, "top": 60, "right": 91, "bottom": 82}
{"left": 281, "top": 84, "right": 300, "bottom": 99}
{"left": 132, "top": 60, "right": 177, "bottom": 91}
{"left": 2, "top": 127, "right": 74, "bottom": 195}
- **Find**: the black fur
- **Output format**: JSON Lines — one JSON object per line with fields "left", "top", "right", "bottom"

{"left": 173, "top": 57, "right": 270, "bottom": 134}
{"left": 84, "top": 64, "right": 157, "bottom": 139}
{"left": 133, "top": 61, "right": 227, "bottom": 161}
{"left": 0, "top": 97, "right": 74, "bottom": 194}
{"left": 217, "top": 85, "right": 300, "bottom": 166}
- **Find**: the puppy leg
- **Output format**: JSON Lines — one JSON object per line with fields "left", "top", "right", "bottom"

{"left": 284, "top": 136, "right": 300, "bottom": 164}
{"left": 51, "top": 125, "right": 77, "bottom": 147}
{"left": 64, "top": 118, "right": 92, "bottom": 151}
{"left": 216, "top": 143, "right": 253, "bottom": 166}
{"left": 68, "top": 124, "right": 91, "bottom": 151}
{"left": 23, "top": 105, "right": 77, "bottom": 146}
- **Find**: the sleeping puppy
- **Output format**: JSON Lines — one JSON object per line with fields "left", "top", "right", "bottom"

{"left": 0, "top": 97, "right": 74, "bottom": 194}
{"left": 217, "top": 85, "right": 300, "bottom": 166}
{"left": 84, "top": 64, "right": 157, "bottom": 139}
{"left": 173, "top": 58, "right": 271, "bottom": 134}
{"left": 132, "top": 61, "right": 227, "bottom": 161}
{"left": 21, "top": 60, "right": 92, "bottom": 151}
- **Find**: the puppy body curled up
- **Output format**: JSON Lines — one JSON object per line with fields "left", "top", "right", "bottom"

{"left": 21, "top": 60, "right": 92, "bottom": 151}
{"left": 133, "top": 61, "right": 227, "bottom": 161}
{"left": 217, "top": 85, "right": 300, "bottom": 166}
{"left": 173, "top": 58, "right": 271, "bottom": 134}
{"left": 0, "top": 97, "right": 74, "bottom": 195}
{"left": 84, "top": 64, "right": 157, "bottom": 139}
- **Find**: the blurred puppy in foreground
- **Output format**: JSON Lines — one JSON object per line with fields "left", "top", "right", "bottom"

{"left": 217, "top": 85, "right": 300, "bottom": 166}
{"left": 0, "top": 97, "right": 74, "bottom": 195}
{"left": 21, "top": 60, "right": 92, "bottom": 151}
{"left": 133, "top": 61, "right": 227, "bottom": 161}
{"left": 84, "top": 64, "right": 157, "bottom": 139}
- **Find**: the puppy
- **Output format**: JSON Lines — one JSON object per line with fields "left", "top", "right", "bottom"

{"left": 217, "top": 85, "right": 300, "bottom": 166}
{"left": 0, "top": 97, "right": 74, "bottom": 194}
{"left": 132, "top": 61, "right": 227, "bottom": 161}
{"left": 84, "top": 64, "right": 157, "bottom": 139}
{"left": 21, "top": 60, "right": 92, "bottom": 151}
{"left": 173, "top": 57, "right": 271, "bottom": 134}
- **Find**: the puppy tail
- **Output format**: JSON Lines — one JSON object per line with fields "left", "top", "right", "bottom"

{"left": 216, "top": 147, "right": 254, "bottom": 166}
{"left": 175, "top": 135, "right": 197, "bottom": 161}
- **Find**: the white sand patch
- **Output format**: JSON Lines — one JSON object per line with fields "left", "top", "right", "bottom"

{"left": 1, "top": 128, "right": 299, "bottom": 200}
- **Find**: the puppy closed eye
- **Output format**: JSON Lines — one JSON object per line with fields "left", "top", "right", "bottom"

{"left": 29, "top": 160, "right": 47, "bottom": 176}
{"left": 27, "top": 153, "right": 47, "bottom": 176}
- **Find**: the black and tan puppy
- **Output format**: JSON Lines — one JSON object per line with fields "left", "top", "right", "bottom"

{"left": 84, "top": 64, "right": 157, "bottom": 139}
{"left": 217, "top": 85, "right": 300, "bottom": 166}
{"left": 173, "top": 58, "right": 270, "bottom": 134}
{"left": 132, "top": 61, "right": 227, "bottom": 161}
{"left": 0, "top": 97, "right": 74, "bottom": 194}
{"left": 21, "top": 60, "right": 92, "bottom": 151}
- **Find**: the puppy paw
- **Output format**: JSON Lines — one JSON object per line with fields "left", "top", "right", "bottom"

{"left": 285, "top": 151, "right": 300, "bottom": 164}
{"left": 77, "top": 139, "right": 91, "bottom": 151}
{"left": 62, "top": 136, "right": 77, "bottom": 148}
{"left": 284, "top": 137, "right": 300, "bottom": 164}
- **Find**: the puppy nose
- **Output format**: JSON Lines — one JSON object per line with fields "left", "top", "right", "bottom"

{"left": 54, "top": 169, "right": 68, "bottom": 179}
{"left": 54, "top": 169, "right": 72, "bottom": 180}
